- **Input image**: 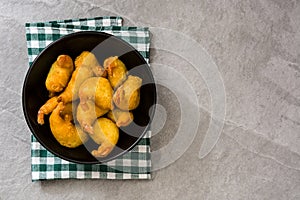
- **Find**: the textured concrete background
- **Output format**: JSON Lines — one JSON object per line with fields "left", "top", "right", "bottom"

{"left": 1, "top": 0, "right": 300, "bottom": 199}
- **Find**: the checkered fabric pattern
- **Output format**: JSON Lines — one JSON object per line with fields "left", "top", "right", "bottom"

{"left": 25, "top": 16, "right": 151, "bottom": 181}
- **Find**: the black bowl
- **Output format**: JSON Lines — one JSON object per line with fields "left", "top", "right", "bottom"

{"left": 22, "top": 31, "right": 156, "bottom": 164}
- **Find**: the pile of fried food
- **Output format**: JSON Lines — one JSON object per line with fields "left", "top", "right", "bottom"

{"left": 37, "top": 51, "right": 142, "bottom": 157}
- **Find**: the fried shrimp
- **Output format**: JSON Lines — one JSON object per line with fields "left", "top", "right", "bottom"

{"left": 75, "top": 51, "right": 106, "bottom": 77}
{"left": 78, "top": 77, "right": 113, "bottom": 110}
{"left": 45, "top": 55, "right": 74, "bottom": 97}
{"left": 103, "top": 56, "right": 127, "bottom": 89}
{"left": 37, "top": 96, "right": 59, "bottom": 125}
{"left": 76, "top": 100, "right": 108, "bottom": 134}
{"left": 113, "top": 75, "right": 142, "bottom": 110}
{"left": 49, "top": 102, "right": 88, "bottom": 148}
{"left": 75, "top": 51, "right": 98, "bottom": 69}
{"left": 90, "top": 118, "right": 119, "bottom": 157}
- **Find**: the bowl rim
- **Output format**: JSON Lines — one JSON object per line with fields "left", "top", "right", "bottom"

{"left": 22, "top": 31, "right": 156, "bottom": 164}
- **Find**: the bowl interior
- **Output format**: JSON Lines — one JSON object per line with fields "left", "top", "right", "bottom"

{"left": 22, "top": 31, "right": 156, "bottom": 164}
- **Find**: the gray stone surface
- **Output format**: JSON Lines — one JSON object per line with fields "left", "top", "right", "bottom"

{"left": 1, "top": 0, "right": 300, "bottom": 199}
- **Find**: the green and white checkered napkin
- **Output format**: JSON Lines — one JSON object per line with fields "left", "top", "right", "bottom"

{"left": 25, "top": 16, "right": 151, "bottom": 181}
